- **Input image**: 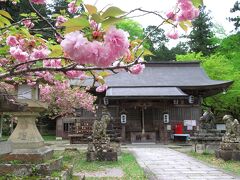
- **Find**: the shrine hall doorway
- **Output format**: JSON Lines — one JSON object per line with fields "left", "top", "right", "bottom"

{"left": 127, "top": 107, "right": 156, "bottom": 143}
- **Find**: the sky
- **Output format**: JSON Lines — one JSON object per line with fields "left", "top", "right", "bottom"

{"left": 84, "top": 0, "right": 238, "bottom": 35}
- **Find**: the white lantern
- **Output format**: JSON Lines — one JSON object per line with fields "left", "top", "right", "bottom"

{"left": 121, "top": 114, "right": 127, "bottom": 124}
{"left": 188, "top": 95, "right": 194, "bottom": 104}
{"left": 163, "top": 113, "right": 169, "bottom": 123}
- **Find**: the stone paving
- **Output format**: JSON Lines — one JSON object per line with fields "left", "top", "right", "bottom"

{"left": 128, "top": 146, "right": 240, "bottom": 180}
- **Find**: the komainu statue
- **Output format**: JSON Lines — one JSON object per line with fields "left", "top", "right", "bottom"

{"left": 199, "top": 109, "right": 215, "bottom": 131}
{"left": 222, "top": 115, "right": 240, "bottom": 143}
{"left": 87, "top": 107, "right": 117, "bottom": 161}
{"left": 215, "top": 115, "right": 240, "bottom": 161}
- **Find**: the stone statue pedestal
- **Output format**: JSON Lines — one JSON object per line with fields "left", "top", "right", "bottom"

{"left": 191, "top": 129, "right": 224, "bottom": 153}
{"left": 1, "top": 100, "right": 53, "bottom": 163}
{"left": 215, "top": 115, "right": 240, "bottom": 161}
{"left": 215, "top": 142, "right": 240, "bottom": 161}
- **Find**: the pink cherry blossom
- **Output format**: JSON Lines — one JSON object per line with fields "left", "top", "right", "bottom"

{"left": 130, "top": 64, "right": 145, "bottom": 75}
{"left": 55, "top": 16, "right": 67, "bottom": 27}
{"left": 96, "top": 84, "right": 108, "bottom": 92}
{"left": 166, "top": 30, "right": 179, "bottom": 39}
{"left": 42, "top": 71, "right": 54, "bottom": 83}
{"left": 61, "top": 31, "right": 88, "bottom": 62}
{"left": 104, "top": 26, "right": 130, "bottom": 59}
{"left": 6, "top": 36, "right": 18, "bottom": 47}
{"left": 166, "top": 11, "right": 176, "bottom": 21}
{"left": 178, "top": 7, "right": 200, "bottom": 21}
{"left": 31, "top": 0, "right": 46, "bottom": 5}
{"left": 179, "top": 0, "right": 193, "bottom": 11}
{"left": 10, "top": 47, "right": 29, "bottom": 62}
{"left": 31, "top": 48, "right": 50, "bottom": 59}
{"left": 22, "top": 19, "right": 34, "bottom": 29}
{"left": 90, "top": 20, "right": 98, "bottom": 30}
{"left": 43, "top": 59, "right": 62, "bottom": 68}
{"left": 66, "top": 70, "right": 83, "bottom": 79}
{"left": 0, "top": 58, "right": 8, "bottom": 66}
{"left": 68, "top": 1, "right": 78, "bottom": 14}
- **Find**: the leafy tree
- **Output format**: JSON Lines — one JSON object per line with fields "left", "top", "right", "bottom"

{"left": 177, "top": 38, "right": 240, "bottom": 119}
{"left": 229, "top": 1, "right": 240, "bottom": 31}
{"left": 188, "top": 6, "right": 216, "bottom": 56}
{"left": 144, "top": 26, "right": 168, "bottom": 51}
{"left": 116, "top": 19, "right": 144, "bottom": 41}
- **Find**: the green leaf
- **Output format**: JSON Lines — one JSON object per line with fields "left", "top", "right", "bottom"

{"left": 0, "top": 67, "right": 6, "bottom": 73}
{"left": 191, "top": 0, "right": 203, "bottom": 8}
{"left": 20, "top": 13, "right": 28, "bottom": 17}
{"left": 85, "top": 4, "right": 97, "bottom": 15}
{"left": 62, "top": 17, "right": 90, "bottom": 34}
{"left": 0, "top": 21, "right": 4, "bottom": 28}
{"left": 98, "top": 71, "right": 111, "bottom": 78}
{"left": 49, "top": 45, "right": 62, "bottom": 57}
{"left": 91, "top": 14, "right": 103, "bottom": 23}
{"left": 0, "top": 46, "right": 9, "bottom": 55}
{"left": 102, "top": 17, "right": 123, "bottom": 30}
{"left": 54, "top": 73, "right": 64, "bottom": 81}
{"left": 75, "top": 0, "right": 83, "bottom": 6}
{"left": 0, "top": 10, "right": 13, "bottom": 20}
{"left": 102, "top": 6, "right": 126, "bottom": 19}
{"left": 179, "top": 22, "right": 188, "bottom": 32}
{"left": 0, "top": 15, "right": 11, "bottom": 26}
{"left": 143, "top": 48, "right": 154, "bottom": 56}
{"left": 35, "top": 61, "right": 43, "bottom": 68}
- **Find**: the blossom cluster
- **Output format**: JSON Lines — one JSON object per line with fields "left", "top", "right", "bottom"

{"left": 40, "top": 81, "right": 96, "bottom": 116}
{"left": 7, "top": 35, "right": 50, "bottom": 63}
{"left": 166, "top": 0, "right": 200, "bottom": 39}
{"left": 61, "top": 26, "right": 130, "bottom": 67}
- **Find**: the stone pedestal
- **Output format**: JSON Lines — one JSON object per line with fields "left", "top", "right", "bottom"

{"left": 191, "top": 129, "right": 224, "bottom": 153}
{"left": 1, "top": 100, "right": 53, "bottom": 163}
{"left": 8, "top": 112, "right": 44, "bottom": 149}
{"left": 215, "top": 142, "right": 240, "bottom": 161}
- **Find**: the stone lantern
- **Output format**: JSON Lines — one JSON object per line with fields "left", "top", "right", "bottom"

{"left": 5, "top": 83, "right": 52, "bottom": 163}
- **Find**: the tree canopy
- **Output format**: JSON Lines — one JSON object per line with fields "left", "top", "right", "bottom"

{"left": 188, "top": 6, "right": 216, "bottom": 56}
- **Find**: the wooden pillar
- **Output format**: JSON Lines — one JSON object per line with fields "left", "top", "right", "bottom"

{"left": 141, "top": 107, "right": 145, "bottom": 134}
{"left": 121, "top": 124, "right": 126, "bottom": 143}
{"left": 0, "top": 113, "right": 3, "bottom": 140}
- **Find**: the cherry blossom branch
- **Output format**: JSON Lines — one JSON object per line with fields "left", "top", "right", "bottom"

{"left": 0, "top": 58, "right": 146, "bottom": 80}
{"left": 28, "top": 0, "right": 63, "bottom": 39}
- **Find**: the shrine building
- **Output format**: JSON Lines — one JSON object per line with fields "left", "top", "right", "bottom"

{"left": 56, "top": 61, "right": 232, "bottom": 143}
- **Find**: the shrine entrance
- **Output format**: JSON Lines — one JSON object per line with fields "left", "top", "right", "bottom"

{"left": 129, "top": 103, "right": 156, "bottom": 143}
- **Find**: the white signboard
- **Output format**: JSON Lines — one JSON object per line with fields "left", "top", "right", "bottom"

{"left": 184, "top": 120, "right": 196, "bottom": 126}
{"left": 167, "top": 125, "right": 172, "bottom": 131}
{"left": 216, "top": 124, "right": 226, "bottom": 131}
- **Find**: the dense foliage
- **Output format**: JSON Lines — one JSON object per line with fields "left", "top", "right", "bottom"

{"left": 177, "top": 33, "right": 240, "bottom": 119}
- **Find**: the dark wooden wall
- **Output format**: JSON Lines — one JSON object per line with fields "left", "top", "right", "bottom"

{"left": 56, "top": 98, "right": 201, "bottom": 143}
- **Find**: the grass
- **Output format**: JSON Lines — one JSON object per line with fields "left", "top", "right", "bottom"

{"left": 54, "top": 150, "right": 146, "bottom": 180}
{"left": 187, "top": 151, "right": 240, "bottom": 176}
{"left": 42, "top": 135, "right": 56, "bottom": 141}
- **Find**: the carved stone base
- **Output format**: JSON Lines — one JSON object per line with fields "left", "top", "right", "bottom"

{"left": 86, "top": 152, "right": 118, "bottom": 162}
{"left": 215, "top": 149, "right": 240, "bottom": 161}
{"left": 0, "top": 146, "right": 53, "bottom": 163}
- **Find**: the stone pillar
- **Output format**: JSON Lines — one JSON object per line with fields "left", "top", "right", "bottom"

{"left": 8, "top": 112, "right": 44, "bottom": 149}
